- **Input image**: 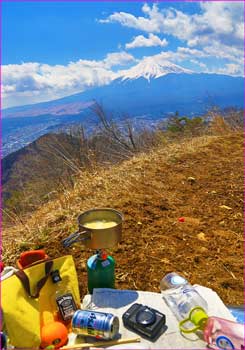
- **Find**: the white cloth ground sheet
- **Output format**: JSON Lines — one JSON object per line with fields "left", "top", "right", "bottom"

{"left": 68, "top": 286, "right": 235, "bottom": 349}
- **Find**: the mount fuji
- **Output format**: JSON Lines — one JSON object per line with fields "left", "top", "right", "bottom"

{"left": 118, "top": 58, "right": 192, "bottom": 81}
{"left": 3, "top": 60, "right": 243, "bottom": 120}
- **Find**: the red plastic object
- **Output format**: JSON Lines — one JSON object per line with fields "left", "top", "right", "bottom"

{"left": 17, "top": 250, "right": 49, "bottom": 269}
{"left": 0, "top": 261, "right": 4, "bottom": 272}
{"left": 101, "top": 251, "right": 108, "bottom": 260}
{"left": 178, "top": 217, "right": 185, "bottom": 222}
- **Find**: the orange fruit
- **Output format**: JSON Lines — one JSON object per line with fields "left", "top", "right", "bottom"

{"left": 40, "top": 321, "right": 68, "bottom": 349}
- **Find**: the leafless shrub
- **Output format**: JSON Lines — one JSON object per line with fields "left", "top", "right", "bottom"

{"left": 206, "top": 107, "right": 233, "bottom": 135}
{"left": 222, "top": 107, "right": 244, "bottom": 131}
{"left": 91, "top": 102, "right": 137, "bottom": 154}
{"left": 205, "top": 106, "right": 244, "bottom": 135}
{"left": 89, "top": 102, "right": 160, "bottom": 163}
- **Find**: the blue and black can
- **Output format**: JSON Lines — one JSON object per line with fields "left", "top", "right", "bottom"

{"left": 72, "top": 310, "right": 119, "bottom": 339}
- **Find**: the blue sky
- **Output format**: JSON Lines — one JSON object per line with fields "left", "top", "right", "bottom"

{"left": 2, "top": 1, "right": 244, "bottom": 108}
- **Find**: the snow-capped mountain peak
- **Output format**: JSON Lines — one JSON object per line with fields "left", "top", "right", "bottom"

{"left": 118, "top": 58, "right": 192, "bottom": 82}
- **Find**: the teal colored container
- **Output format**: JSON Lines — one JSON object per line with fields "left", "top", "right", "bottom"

{"left": 87, "top": 253, "right": 115, "bottom": 294}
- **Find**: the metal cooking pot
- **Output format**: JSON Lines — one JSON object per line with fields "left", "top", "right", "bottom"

{"left": 63, "top": 208, "right": 123, "bottom": 249}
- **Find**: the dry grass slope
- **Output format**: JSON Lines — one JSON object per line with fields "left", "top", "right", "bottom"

{"left": 3, "top": 132, "right": 244, "bottom": 305}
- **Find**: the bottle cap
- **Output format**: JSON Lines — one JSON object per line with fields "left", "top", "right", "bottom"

{"left": 171, "top": 275, "right": 187, "bottom": 286}
{"left": 160, "top": 272, "right": 188, "bottom": 290}
{"left": 189, "top": 307, "right": 208, "bottom": 329}
{"left": 179, "top": 307, "right": 208, "bottom": 333}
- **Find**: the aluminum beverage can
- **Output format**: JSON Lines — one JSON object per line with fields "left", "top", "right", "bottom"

{"left": 72, "top": 310, "right": 119, "bottom": 339}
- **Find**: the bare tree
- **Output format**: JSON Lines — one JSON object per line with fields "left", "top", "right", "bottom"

{"left": 91, "top": 102, "right": 138, "bottom": 154}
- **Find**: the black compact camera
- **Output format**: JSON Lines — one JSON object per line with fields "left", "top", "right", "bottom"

{"left": 122, "top": 303, "right": 166, "bottom": 340}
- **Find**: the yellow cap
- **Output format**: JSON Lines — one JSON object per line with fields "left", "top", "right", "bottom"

{"left": 190, "top": 307, "right": 208, "bottom": 329}
{"left": 179, "top": 307, "right": 208, "bottom": 333}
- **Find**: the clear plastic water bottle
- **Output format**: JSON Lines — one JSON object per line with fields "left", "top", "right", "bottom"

{"left": 161, "top": 273, "right": 208, "bottom": 333}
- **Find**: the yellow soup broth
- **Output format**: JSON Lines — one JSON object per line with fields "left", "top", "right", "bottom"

{"left": 83, "top": 220, "right": 117, "bottom": 229}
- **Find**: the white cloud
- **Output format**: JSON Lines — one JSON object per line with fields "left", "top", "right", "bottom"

{"left": 100, "top": 3, "right": 244, "bottom": 56}
{"left": 202, "top": 42, "right": 243, "bottom": 64}
{"left": 199, "top": 2, "right": 243, "bottom": 38}
{"left": 101, "top": 2, "right": 244, "bottom": 44}
{"left": 99, "top": 4, "right": 162, "bottom": 32}
{"left": 103, "top": 51, "right": 136, "bottom": 68}
{"left": 142, "top": 47, "right": 208, "bottom": 64}
{"left": 208, "top": 63, "right": 244, "bottom": 77}
{"left": 190, "top": 59, "right": 207, "bottom": 69}
{"left": 2, "top": 52, "right": 136, "bottom": 108}
{"left": 99, "top": 5, "right": 193, "bottom": 38}
{"left": 125, "top": 33, "right": 168, "bottom": 49}
{"left": 154, "top": 47, "right": 243, "bottom": 76}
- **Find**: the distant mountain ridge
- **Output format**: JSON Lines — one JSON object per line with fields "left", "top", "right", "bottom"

{"left": 2, "top": 132, "right": 83, "bottom": 206}
{"left": 3, "top": 61, "right": 244, "bottom": 120}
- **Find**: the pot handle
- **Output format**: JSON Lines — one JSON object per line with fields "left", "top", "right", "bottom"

{"left": 62, "top": 230, "right": 91, "bottom": 248}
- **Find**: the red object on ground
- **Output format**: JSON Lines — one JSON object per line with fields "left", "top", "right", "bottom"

{"left": 178, "top": 217, "right": 185, "bottom": 222}
{"left": 17, "top": 250, "right": 49, "bottom": 269}
{"left": 0, "top": 261, "right": 4, "bottom": 272}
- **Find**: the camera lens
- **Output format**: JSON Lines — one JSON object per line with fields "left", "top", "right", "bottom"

{"left": 136, "top": 307, "right": 156, "bottom": 326}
